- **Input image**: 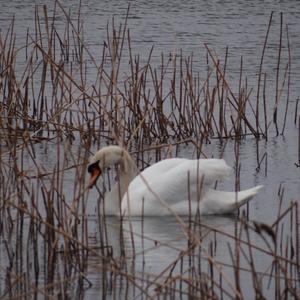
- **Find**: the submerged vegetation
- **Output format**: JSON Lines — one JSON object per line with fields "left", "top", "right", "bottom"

{"left": 0, "top": 1, "right": 299, "bottom": 299}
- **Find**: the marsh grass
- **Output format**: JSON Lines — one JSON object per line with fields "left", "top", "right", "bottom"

{"left": 0, "top": 1, "right": 299, "bottom": 299}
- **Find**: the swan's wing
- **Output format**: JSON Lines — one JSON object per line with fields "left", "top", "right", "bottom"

{"left": 169, "top": 185, "right": 263, "bottom": 215}
{"left": 127, "top": 158, "right": 187, "bottom": 189}
{"left": 190, "top": 159, "right": 232, "bottom": 183}
{"left": 122, "top": 158, "right": 232, "bottom": 216}
{"left": 139, "top": 158, "right": 187, "bottom": 177}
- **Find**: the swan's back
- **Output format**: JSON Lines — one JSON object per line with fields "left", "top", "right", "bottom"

{"left": 130, "top": 158, "right": 231, "bottom": 187}
{"left": 122, "top": 158, "right": 232, "bottom": 216}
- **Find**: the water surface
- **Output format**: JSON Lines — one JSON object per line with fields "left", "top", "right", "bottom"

{"left": 0, "top": 0, "right": 299, "bottom": 299}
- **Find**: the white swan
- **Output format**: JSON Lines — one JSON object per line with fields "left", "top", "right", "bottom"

{"left": 87, "top": 145, "right": 263, "bottom": 216}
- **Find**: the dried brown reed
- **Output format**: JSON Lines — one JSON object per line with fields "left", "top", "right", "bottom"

{"left": 0, "top": 1, "right": 299, "bottom": 299}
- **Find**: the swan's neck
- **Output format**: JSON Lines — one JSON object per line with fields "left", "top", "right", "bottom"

{"left": 104, "top": 152, "right": 137, "bottom": 215}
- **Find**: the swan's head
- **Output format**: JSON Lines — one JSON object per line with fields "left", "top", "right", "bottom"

{"left": 87, "top": 145, "right": 133, "bottom": 188}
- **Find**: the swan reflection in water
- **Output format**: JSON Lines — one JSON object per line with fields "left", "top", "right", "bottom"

{"left": 91, "top": 213, "right": 242, "bottom": 273}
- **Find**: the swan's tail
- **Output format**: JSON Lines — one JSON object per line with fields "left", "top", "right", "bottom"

{"left": 199, "top": 185, "right": 263, "bottom": 215}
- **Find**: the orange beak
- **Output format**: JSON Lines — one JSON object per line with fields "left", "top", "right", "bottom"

{"left": 88, "top": 164, "right": 101, "bottom": 189}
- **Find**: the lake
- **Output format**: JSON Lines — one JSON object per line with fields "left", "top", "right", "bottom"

{"left": 0, "top": 0, "right": 299, "bottom": 299}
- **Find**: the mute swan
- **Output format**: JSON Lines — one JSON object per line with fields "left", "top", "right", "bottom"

{"left": 87, "top": 146, "right": 263, "bottom": 216}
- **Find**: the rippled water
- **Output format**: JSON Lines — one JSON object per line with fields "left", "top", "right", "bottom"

{"left": 0, "top": 0, "right": 300, "bottom": 298}
{"left": 1, "top": 0, "right": 300, "bottom": 84}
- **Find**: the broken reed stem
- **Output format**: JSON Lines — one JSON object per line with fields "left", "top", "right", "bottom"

{"left": 256, "top": 12, "right": 273, "bottom": 137}
{"left": 274, "top": 12, "right": 283, "bottom": 136}
{"left": 298, "top": 116, "right": 300, "bottom": 167}
{"left": 281, "top": 24, "right": 291, "bottom": 135}
{"left": 294, "top": 98, "right": 299, "bottom": 125}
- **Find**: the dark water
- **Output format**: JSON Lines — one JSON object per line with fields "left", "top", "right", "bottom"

{"left": 0, "top": 0, "right": 299, "bottom": 299}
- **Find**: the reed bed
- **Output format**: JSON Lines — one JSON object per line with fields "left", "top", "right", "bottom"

{"left": 0, "top": 2, "right": 299, "bottom": 299}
